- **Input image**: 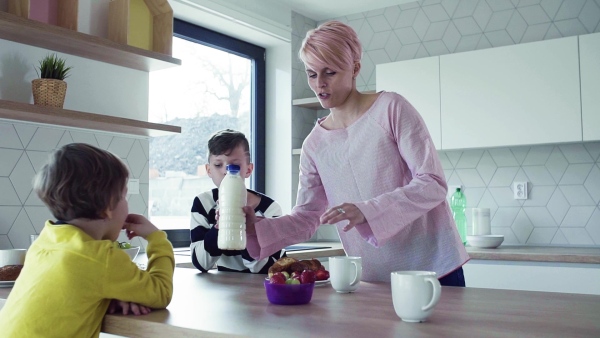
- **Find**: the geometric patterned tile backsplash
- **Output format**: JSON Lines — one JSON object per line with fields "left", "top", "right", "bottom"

{"left": 439, "top": 143, "right": 600, "bottom": 246}
{"left": 0, "top": 121, "right": 149, "bottom": 250}
{"left": 291, "top": 1, "right": 600, "bottom": 248}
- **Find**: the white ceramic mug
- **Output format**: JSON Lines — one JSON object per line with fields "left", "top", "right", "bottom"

{"left": 391, "top": 271, "right": 441, "bottom": 323}
{"left": 472, "top": 208, "right": 491, "bottom": 235}
{"left": 0, "top": 249, "right": 27, "bottom": 267}
{"left": 329, "top": 256, "right": 362, "bottom": 293}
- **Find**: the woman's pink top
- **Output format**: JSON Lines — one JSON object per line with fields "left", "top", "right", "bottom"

{"left": 247, "top": 91, "right": 469, "bottom": 281}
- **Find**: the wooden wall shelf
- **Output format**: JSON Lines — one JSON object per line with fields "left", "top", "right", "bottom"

{"left": 0, "top": 99, "right": 181, "bottom": 137}
{"left": 0, "top": 11, "right": 181, "bottom": 72}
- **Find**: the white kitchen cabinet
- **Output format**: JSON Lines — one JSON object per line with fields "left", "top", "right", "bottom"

{"left": 440, "top": 36, "right": 581, "bottom": 150}
{"left": 579, "top": 32, "right": 600, "bottom": 141}
{"left": 376, "top": 56, "right": 441, "bottom": 149}
{"left": 463, "top": 260, "right": 600, "bottom": 295}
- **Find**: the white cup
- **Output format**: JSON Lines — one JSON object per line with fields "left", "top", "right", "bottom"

{"left": 391, "top": 271, "right": 441, "bottom": 323}
{"left": 30, "top": 234, "right": 39, "bottom": 246}
{"left": 472, "top": 208, "right": 491, "bottom": 235}
{"left": 329, "top": 256, "right": 362, "bottom": 293}
{"left": 0, "top": 249, "right": 27, "bottom": 267}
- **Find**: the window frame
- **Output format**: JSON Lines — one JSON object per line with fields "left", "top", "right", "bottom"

{"left": 173, "top": 19, "right": 266, "bottom": 192}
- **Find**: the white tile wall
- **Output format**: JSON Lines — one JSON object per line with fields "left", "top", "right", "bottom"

{"left": 439, "top": 145, "right": 600, "bottom": 245}
{"left": 0, "top": 121, "right": 149, "bottom": 251}
{"left": 291, "top": 0, "right": 600, "bottom": 247}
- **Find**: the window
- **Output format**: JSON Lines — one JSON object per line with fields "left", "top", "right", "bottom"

{"left": 148, "top": 19, "right": 265, "bottom": 230}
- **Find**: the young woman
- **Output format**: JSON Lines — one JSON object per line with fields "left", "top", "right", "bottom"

{"left": 244, "top": 21, "right": 469, "bottom": 285}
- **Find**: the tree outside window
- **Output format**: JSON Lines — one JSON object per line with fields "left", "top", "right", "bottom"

{"left": 148, "top": 36, "right": 251, "bottom": 229}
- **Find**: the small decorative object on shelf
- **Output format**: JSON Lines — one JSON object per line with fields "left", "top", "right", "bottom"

{"left": 32, "top": 53, "right": 73, "bottom": 108}
{"left": 108, "top": 0, "right": 173, "bottom": 56}
{"left": 6, "top": 0, "right": 79, "bottom": 30}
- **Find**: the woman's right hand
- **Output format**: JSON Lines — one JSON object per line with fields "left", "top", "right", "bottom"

{"left": 243, "top": 205, "right": 263, "bottom": 236}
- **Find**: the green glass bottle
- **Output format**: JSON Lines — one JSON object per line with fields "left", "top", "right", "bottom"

{"left": 450, "top": 188, "right": 467, "bottom": 245}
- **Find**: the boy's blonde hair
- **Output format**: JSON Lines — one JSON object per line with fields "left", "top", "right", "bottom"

{"left": 33, "top": 143, "right": 129, "bottom": 221}
{"left": 298, "top": 20, "right": 362, "bottom": 72}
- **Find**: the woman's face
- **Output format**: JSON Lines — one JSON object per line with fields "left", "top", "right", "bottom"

{"left": 305, "top": 61, "right": 357, "bottom": 109}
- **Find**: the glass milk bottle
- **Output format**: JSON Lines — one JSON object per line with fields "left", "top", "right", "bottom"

{"left": 218, "top": 164, "right": 247, "bottom": 250}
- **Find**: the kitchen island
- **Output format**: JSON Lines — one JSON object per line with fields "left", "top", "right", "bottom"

{"left": 2, "top": 267, "right": 599, "bottom": 337}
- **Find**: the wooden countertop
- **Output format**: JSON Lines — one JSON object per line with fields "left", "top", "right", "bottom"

{"left": 466, "top": 245, "right": 600, "bottom": 264}
{"left": 3, "top": 268, "right": 599, "bottom": 337}
{"left": 284, "top": 242, "right": 600, "bottom": 264}
{"left": 259, "top": 242, "right": 600, "bottom": 264}
{"left": 173, "top": 242, "right": 600, "bottom": 268}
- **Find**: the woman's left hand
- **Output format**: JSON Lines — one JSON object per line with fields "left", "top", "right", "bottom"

{"left": 320, "top": 203, "right": 366, "bottom": 232}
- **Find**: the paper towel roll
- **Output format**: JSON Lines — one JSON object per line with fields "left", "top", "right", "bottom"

{"left": 472, "top": 208, "right": 491, "bottom": 235}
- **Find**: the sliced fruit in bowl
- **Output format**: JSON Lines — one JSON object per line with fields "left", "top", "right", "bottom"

{"left": 264, "top": 279, "right": 314, "bottom": 305}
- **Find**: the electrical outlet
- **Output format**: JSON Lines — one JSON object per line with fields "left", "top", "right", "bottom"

{"left": 513, "top": 182, "right": 528, "bottom": 200}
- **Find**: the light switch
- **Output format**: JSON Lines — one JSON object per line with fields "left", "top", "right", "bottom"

{"left": 127, "top": 179, "right": 139, "bottom": 195}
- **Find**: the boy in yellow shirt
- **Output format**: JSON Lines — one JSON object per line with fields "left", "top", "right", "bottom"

{"left": 0, "top": 143, "right": 175, "bottom": 337}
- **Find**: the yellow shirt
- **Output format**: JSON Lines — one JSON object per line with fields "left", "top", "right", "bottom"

{"left": 0, "top": 221, "right": 174, "bottom": 338}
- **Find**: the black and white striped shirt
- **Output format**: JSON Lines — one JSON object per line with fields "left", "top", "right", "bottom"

{"left": 190, "top": 188, "right": 283, "bottom": 273}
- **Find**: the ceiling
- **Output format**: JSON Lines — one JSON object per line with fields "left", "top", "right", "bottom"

{"left": 286, "top": 0, "right": 415, "bottom": 21}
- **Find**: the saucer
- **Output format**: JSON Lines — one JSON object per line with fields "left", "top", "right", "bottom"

{"left": 315, "top": 279, "right": 330, "bottom": 287}
{"left": 0, "top": 280, "right": 15, "bottom": 288}
{"left": 467, "top": 235, "right": 504, "bottom": 249}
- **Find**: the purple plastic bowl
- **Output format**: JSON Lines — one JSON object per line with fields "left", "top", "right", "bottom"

{"left": 264, "top": 279, "right": 315, "bottom": 305}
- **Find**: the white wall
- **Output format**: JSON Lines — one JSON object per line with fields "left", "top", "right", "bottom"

{"left": 0, "top": 40, "right": 148, "bottom": 121}
{"left": 0, "top": 16, "right": 151, "bottom": 249}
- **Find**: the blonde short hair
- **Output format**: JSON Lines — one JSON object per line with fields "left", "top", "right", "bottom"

{"left": 298, "top": 20, "right": 362, "bottom": 72}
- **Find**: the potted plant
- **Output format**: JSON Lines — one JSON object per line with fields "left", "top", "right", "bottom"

{"left": 32, "top": 53, "right": 73, "bottom": 108}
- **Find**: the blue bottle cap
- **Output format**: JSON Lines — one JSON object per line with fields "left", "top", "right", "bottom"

{"left": 226, "top": 164, "right": 241, "bottom": 172}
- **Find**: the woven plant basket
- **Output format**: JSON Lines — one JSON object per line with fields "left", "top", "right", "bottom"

{"left": 32, "top": 79, "right": 67, "bottom": 108}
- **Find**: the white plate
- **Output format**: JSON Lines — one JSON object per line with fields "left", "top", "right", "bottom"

{"left": 0, "top": 280, "right": 15, "bottom": 288}
{"left": 315, "top": 279, "right": 330, "bottom": 286}
{"left": 467, "top": 235, "right": 504, "bottom": 249}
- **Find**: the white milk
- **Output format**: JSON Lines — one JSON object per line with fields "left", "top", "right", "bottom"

{"left": 218, "top": 164, "right": 247, "bottom": 250}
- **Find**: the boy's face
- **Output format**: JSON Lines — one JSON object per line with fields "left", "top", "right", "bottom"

{"left": 106, "top": 186, "right": 129, "bottom": 241}
{"left": 206, "top": 144, "right": 253, "bottom": 187}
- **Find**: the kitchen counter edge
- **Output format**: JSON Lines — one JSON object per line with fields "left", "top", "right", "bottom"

{"left": 466, "top": 245, "right": 600, "bottom": 264}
